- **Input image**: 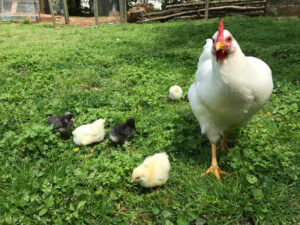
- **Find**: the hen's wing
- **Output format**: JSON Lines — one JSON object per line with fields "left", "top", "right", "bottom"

{"left": 188, "top": 39, "right": 222, "bottom": 143}
{"left": 195, "top": 39, "right": 213, "bottom": 82}
{"left": 246, "top": 56, "right": 273, "bottom": 106}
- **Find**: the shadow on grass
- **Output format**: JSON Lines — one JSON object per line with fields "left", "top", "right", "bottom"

{"left": 166, "top": 100, "right": 240, "bottom": 175}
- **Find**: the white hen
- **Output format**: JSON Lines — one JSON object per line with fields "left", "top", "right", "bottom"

{"left": 188, "top": 19, "right": 273, "bottom": 180}
{"left": 131, "top": 152, "right": 170, "bottom": 192}
{"left": 72, "top": 119, "right": 105, "bottom": 146}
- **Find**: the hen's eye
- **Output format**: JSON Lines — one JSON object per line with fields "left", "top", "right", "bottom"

{"left": 226, "top": 37, "right": 232, "bottom": 42}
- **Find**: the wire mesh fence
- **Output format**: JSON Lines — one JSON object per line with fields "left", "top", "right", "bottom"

{"left": 0, "top": 0, "right": 40, "bottom": 21}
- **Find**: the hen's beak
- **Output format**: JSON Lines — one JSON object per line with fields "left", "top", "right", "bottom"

{"left": 130, "top": 177, "right": 135, "bottom": 183}
{"left": 215, "top": 41, "right": 227, "bottom": 51}
{"left": 71, "top": 117, "right": 75, "bottom": 123}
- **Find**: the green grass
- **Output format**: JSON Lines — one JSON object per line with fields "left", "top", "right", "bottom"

{"left": 0, "top": 16, "right": 299, "bottom": 224}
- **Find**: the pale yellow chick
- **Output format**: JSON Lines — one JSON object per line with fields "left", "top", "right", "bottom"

{"left": 72, "top": 119, "right": 105, "bottom": 146}
{"left": 131, "top": 152, "right": 170, "bottom": 192}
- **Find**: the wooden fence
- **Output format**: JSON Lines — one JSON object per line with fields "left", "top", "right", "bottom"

{"left": 143, "top": 0, "right": 266, "bottom": 22}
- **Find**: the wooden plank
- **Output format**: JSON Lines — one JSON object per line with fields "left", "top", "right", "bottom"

{"left": 47, "top": 0, "right": 56, "bottom": 28}
{"left": 11, "top": 1, "right": 18, "bottom": 14}
{"left": 94, "top": 0, "right": 99, "bottom": 25}
{"left": 143, "top": 8, "right": 264, "bottom": 22}
{"left": 147, "top": 5, "right": 265, "bottom": 18}
{"left": 209, "top": 10, "right": 265, "bottom": 16}
{"left": 145, "top": 9, "right": 200, "bottom": 21}
{"left": 209, "top": 5, "right": 266, "bottom": 11}
{"left": 176, "top": 14, "right": 204, "bottom": 19}
{"left": 146, "top": 9, "right": 183, "bottom": 17}
{"left": 144, "top": 0, "right": 267, "bottom": 22}
{"left": 62, "top": 0, "right": 69, "bottom": 24}
{"left": 166, "top": 0, "right": 266, "bottom": 9}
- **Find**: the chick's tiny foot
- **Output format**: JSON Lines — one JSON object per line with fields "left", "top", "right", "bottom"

{"left": 149, "top": 186, "right": 161, "bottom": 197}
{"left": 155, "top": 186, "right": 161, "bottom": 193}
{"left": 202, "top": 165, "right": 227, "bottom": 180}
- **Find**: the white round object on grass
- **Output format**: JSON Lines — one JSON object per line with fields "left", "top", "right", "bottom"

{"left": 169, "top": 85, "right": 183, "bottom": 100}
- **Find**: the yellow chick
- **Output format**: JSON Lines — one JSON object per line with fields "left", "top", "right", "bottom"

{"left": 72, "top": 119, "right": 105, "bottom": 146}
{"left": 131, "top": 152, "right": 170, "bottom": 192}
{"left": 169, "top": 85, "right": 183, "bottom": 100}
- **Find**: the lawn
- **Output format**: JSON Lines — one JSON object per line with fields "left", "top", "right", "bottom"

{"left": 0, "top": 16, "right": 299, "bottom": 224}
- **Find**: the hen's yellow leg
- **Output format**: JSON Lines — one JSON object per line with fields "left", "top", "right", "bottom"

{"left": 217, "top": 130, "right": 230, "bottom": 151}
{"left": 202, "top": 143, "right": 227, "bottom": 180}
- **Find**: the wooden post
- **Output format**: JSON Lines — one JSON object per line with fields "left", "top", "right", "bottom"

{"left": 123, "top": 0, "right": 127, "bottom": 23}
{"left": 47, "top": 0, "right": 56, "bottom": 28}
{"left": 124, "top": 0, "right": 127, "bottom": 23}
{"left": 204, "top": 0, "right": 209, "bottom": 20}
{"left": 119, "top": 0, "right": 123, "bottom": 22}
{"left": 94, "top": 0, "right": 99, "bottom": 25}
{"left": 1, "top": 0, "right": 4, "bottom": 15}
{"left": 40, "top": 0, "right": 45, "bottom": 13}
{"left": 119, "top": 0, "right": 127, "bottom": 23}
{"left": 62, "top": 0, "right": 70, "bottom": 24}
{"left": 11, "top": 1, "right": 18, "bottom": 14}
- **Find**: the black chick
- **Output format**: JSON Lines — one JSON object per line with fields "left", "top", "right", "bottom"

{"left": 109, "top": 118, "right": 136, "bottom": 144}
{"left": 48, "top": 112, "right": 74, "bottom": 138}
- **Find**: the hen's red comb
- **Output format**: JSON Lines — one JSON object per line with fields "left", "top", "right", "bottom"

{"left": 217, "top": 19, "right": 224, "bottom": 42}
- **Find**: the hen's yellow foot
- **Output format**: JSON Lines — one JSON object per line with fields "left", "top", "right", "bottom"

{"left": 217, "top": 131, "right": 230, "bottom": 151}
{"left": 202, "top": 143, "right": 227, "bottom": 180}
{"left": 216, "top": 142, "right": 230, "bottom": 151}
{"left": 203, "top": 165, "right": 227, "bottom": 180}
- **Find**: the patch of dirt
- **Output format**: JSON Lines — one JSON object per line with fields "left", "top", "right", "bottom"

{"left": 38, "top": 13, "right": 121, "bottom": 27}
{"left": 265, "top": 4, "right": 300, "bottom": 17}
{"left": 278, "top": 5, "right": 300, "bottom": 17}
{"left": 82, "top": 86, "right": 100, "bottom": 91}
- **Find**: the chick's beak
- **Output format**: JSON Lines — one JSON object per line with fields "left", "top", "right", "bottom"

{"left": 71, "top": 117, "right": 75, "bottom": 123}
{"left": 215, "top": 41, "right": 227, "bottom": 51}
{"left": 130, "top": 177, "right": 135, "bottom": 183}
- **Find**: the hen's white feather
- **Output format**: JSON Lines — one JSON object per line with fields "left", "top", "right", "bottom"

{"left": 188, "top": 31, "right": 273, "bottom": 144}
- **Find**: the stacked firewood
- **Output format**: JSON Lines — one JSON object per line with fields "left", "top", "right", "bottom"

{"left": 142, "top": 0, "right": 266, "bottom": 22}
{"left": 127, "top": 3, "right": 155, "bottom": 23}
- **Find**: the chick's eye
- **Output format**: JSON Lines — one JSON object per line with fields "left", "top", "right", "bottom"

{"left": 226, "top": 37, "right": 232, "bottom": 42}
{"left": 136, "top": 176, "right": 140, "bottom": 180}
